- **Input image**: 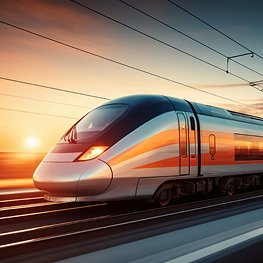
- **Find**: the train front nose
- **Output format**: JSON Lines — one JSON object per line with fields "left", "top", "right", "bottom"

{"left": 33, "top": 103, "right": 129, "bottom": 201}
{"left": 33, "top": 154, "right": 113, "bottom": 202}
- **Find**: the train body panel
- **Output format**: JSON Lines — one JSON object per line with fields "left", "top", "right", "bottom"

{"left": 100, "top": 112, "right": 180, "bottom": 178}
{"left": 33, "top": 94, "right": 263, "bottom": 203}
{"left": 34, "top": 159, "right": 112, "bottom": 202}
{"left": 99, "top": 112, "right": 181, "bottom": 201}
{"left": 42, "top": 152, "right": 82, "bottom": 162}
{"left": 199, "top": 114, "right": 263, "bottom": 177}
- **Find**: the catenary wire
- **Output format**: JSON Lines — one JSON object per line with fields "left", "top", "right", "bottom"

{"left": 69, "top": 0, "right": 263, "bottom": 92}
{"left": 0, "top": 21, "right": 261, "bottom": 111}
{"left": 0, "top": 93, "right": 91, "bottom": 109}
{"left": 0, "top": 76, "right": 110, "bottom": 100}
{"left": 0, "top": 107, "right": 78, "bottom": 119}
{"left": 69, "top": 1, "right": 245, "bottom": 82}
{"left": 167, "top": 0, "right": 263, "bottom": 61}
{"left": 119, "top": 0, "right": 263, "bottom": 78}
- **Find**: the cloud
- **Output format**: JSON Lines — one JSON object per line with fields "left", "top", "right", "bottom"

{"left": 0, "top": 0, "right": 133, "bottom": 84}
{"left": 0, "top": 0, "right": 117, "bottom": 52}
{"left": 1, "top": 0, "right": 98, "bottom": 33}
{"left": 220, "top": 98, "right": 263, "bottom": 117}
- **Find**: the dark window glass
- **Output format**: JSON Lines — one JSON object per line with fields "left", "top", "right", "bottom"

{"left": 190, "top": 117, "right": 195, "bottom": 131}
{"left": 259, "top": 142, "right": 263, "bottom": 158}
{"left": 235, "top": 134, "right": 263, "bottom": 160}
{"left": 64, "top": 104, "right": 128, "bottom": 142}
{"left": 190, "top": 117, "right": 196, "bottom": 157}
{"left": 178, "top": 113, "right": 187, "bottom": 158}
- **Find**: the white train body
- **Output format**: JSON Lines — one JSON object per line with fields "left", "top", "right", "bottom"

{"left": 33, "top": 95, "right": 263, "bottom": 204}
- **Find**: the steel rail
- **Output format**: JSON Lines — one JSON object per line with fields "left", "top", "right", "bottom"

{"left": 0, "top": 197, "right": 43, "bottom": 204}
{"left": 0, "top": 202, "right": 59, "bottom": 211}
{"left": 1, "top": 191, "right": 263, "bottom": 238}
{"left": 0, "top": 189, "right": 42, "bottom": 201}
{"left": 1, "top": 189, "right": 263, "bottom": 224}
{"left": 0, "top": 189, "right": 40, "bottom": 196}
{"left": 0, "top": 202, "right": 107, "bottom": 223}
{"left": 0, "top": 197, "right": 44, "bottom": 207}
{"left": 1, "top": 193, "right": 263, "bottom": 249}
{"left": 0, "top": 215, "right": 112, "bottom": 237}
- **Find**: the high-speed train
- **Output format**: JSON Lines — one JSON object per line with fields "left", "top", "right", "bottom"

{"left": 33, "top": 95, "right": 263, "bottom": 206}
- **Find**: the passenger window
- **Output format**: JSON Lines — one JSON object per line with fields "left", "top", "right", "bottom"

{"left": 178, "top": 113, "right": 187, "bottom": 158}
{"left": 209, "top": 134, "right": 216, "bottom": 156}
{"left": 190, "top": 117, "right": 195, "bottom": 130}
{"left": 259, "top": 142, "right": 263, "bottom": 158}
{"left": 190, "top": 117, "right": 196, "bottom": 158}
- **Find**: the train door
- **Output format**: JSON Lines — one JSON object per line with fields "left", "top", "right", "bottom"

{"left": 188, "top": 114, "right": 199, "bottom": 176}
{"left": 177, "top": 112, "right": 190, "bottom": 175}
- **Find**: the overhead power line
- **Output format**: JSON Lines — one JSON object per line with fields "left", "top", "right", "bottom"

{"left": 167, "top": 0, "right": 263, "bottom": 61}
{"left": 0, "top": 92, "right": 91, "bottom": 109}
{"left": 120, "top": 0, "right": 263, "bottom": 78}
{"left": 0, "top": 107, "right": 78, "bottom": 119}
{"left": 0, "top": 76, "right": 110, "bottom": 100}
{"left": 68, "top": 0, "right": 223, "bottom": 74}
{"left": 69, "top": 0, "right": 263, "bottom": 92}
{"left": 0, "top": 21, "right": 261, "bottom": 111}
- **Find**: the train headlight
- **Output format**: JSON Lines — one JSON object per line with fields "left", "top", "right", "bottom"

{"left": 77, "top": 146, "right": 109, "bottom": 161}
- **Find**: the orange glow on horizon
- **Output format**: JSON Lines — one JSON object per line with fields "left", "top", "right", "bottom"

{"left": 1, "top": 0, "right": 263, "bottom": 154}
{"left": 0, "top": 178, "right": 34, "bottom": 189}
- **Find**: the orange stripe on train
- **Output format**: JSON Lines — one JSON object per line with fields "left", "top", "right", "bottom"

{"left": 134, "top": 156, "right": 179, "bottom": 169}
{"left": 134, "top": 152, "right": 263, "bottom": 169}
{"left": 108, "top": 129, "right": 178, "bottom": 166}
{"left": 109, "top": 129, "right": 263, "bottom": 168}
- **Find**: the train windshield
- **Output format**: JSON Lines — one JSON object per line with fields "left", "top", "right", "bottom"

{"left": 64, "top": 104, "right": 128, "bottom": 143}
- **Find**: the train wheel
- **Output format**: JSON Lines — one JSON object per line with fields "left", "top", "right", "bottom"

{"left": 157, "top": 188, "right": 171, "bottom": 207}
{"left": 251, "top": 175, "right": 261, "bottom": 188}
{"left": 225, "top": 178, "right": 236, "bottom": 196}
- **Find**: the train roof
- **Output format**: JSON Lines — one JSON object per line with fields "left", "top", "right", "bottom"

{"left": 102, "top": 94, "right": 193, "bottom": 112}
{"left": 102, "top": 94, "right": 263, "bottom": 126}
{"left": 191, "top": 101, "right": 263, "bottom": 125}
{"left": 103, "top": 94, "right": 169, "bottom": 107}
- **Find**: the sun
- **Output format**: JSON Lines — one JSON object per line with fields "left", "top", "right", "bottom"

{"left": 25, "top": 136, "right": 39, "bottom": 148}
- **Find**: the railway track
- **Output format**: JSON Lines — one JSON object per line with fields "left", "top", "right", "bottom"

{"left": 1, "top": 189, "right": 263, "bottom": 262}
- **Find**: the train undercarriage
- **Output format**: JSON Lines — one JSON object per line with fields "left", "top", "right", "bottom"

{"left": 153, "top": 174, "right": 263, "bottom": 206}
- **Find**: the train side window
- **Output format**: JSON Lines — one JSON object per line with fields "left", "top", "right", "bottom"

{"left": 259, "top": 142, "right": 263, "bottom": 158}
{"left": 190, "top": 116, "right": 196, "bottom": 158}
{"left": 209, "top": 134, "right": 216, "bottom": 156}
{"left": 190, "top": 117, "right": 195, "bottom": 130}
{"left": 235, "top": 134, "right": 263, "bottom": 160}
{"left": 178, "top": 113, "right": 187, "bottom": 158}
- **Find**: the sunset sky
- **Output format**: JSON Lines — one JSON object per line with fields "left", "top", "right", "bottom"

{"left": 1, "top": 0, "right": 263, "bottom": 153}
